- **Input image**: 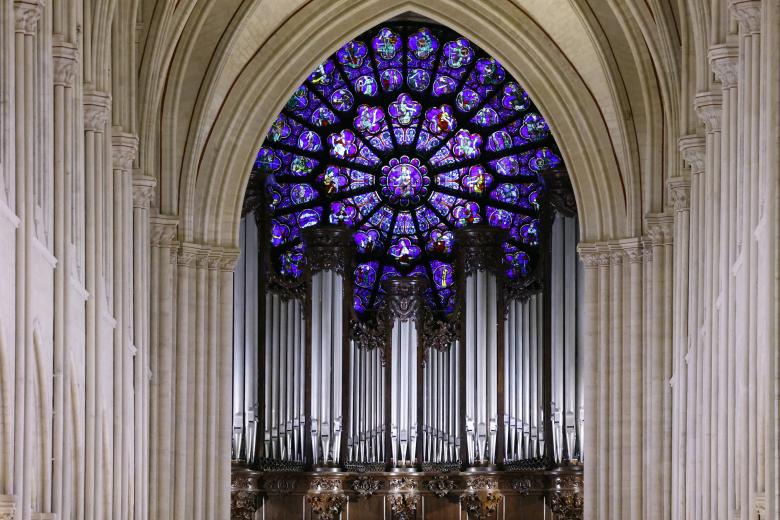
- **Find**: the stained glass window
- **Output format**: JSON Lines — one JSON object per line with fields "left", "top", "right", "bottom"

{"left": 253, "top": 22, "right": 562, "bottom": 315}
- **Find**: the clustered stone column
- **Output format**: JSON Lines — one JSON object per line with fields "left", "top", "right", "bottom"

{"left": 578, "top": 235, "right": 660, "bottom": 520}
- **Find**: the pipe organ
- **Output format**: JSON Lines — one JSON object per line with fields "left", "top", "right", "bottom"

{"left": 232, "top": 201, "right": 584, "bottom": 517}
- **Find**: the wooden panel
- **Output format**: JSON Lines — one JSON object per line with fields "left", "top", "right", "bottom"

{"left": 421, "top": 495, "right": 461, "bottom": 520}
{"left": 262, "top": 494, "right": 307, "bottom": 520}
{"left": 345, "top": 495, "right": 386, "bottom": 519}
{"left": 502, "top": 494, "right": 547, "bottom": 519}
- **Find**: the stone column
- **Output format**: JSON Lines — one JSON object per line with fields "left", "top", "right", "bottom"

{"left": 709, "top": 42, "right": 739, "bottom": 519}
{"left": 12, "top": 1, "right": 43, "bottom": 515}
{"left": 131, "top": 176, "right": 154, "bottom": 520}
{"left": 730, "top": 2, "right": 763, "bottom": 516}
{"left": 50, "top": 36, "right": 77, "bottom": 517}
{"left": 693, "top": 90, "right": 722, "bottom": 520}
{"left": 678, "top": 134, "right": 704, "bottom": 520}
{"left": 149, "top": 216, "right": 177, "bottom": 520}
{"left": 112, "top": 133, "right": 136, "bottom": 520}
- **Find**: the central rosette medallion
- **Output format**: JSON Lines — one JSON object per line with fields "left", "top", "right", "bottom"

{"left": 379, "top": 156, "right": 430, "bottom": 207}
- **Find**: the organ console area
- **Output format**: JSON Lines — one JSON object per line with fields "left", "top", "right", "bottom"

{"left": 230, "top": 170, "right": 584, "bottom": 520}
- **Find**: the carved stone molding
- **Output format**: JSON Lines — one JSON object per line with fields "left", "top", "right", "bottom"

{"left": 426, "top": 475, "right": 456, "bottom": 498}
{"left": 351, "top": 476, "right": 382, "bottom": 499}
{"left": 150, "top": 217, "right": 178, "bottom": 246}
{"left": 302, "top": 226, "right": 353, "bottom": 274}
{"left": 218, "top": 249, "right": 241, "bottom": 272}
{"left": 14, "top": 0, "right": 43, "bottom": 34}
{"left": 667, "top": 176, "right": 691, "bottom": 212}
{"left": 576, "top": 244, "right": 602, "bottom": 269}
{"left": 694, "top": 92, "right": 723, "bottom": 133}
{"left": 52, "top": 43, "right": 79, "bottom": 87}
{"left": 132, "top": 175, "right": 156, "bottom": 209}
{"left": 388, "top": 493, "right": 420, "bottom": 520}
{"left": 730, "top": 0, "right": 762, "bottom": 33}
{"left": 540, "top": 168, "right": 577, "bottom": 216}
{"left": 178, "top": 243, "right": 202, "bottom": 268}
{"left": 622, "top": 242, "right": 645, "bottom": 264}
{"left": 678, "top": 134, "right": 706, "bottom": 174}
{"left": 455, "top": 225, "right": 505, "bottom": 275}
{"left": 83, "top": 92, "right": 111, "bottom": 132}
{"left": 460, "top": 477, "right": 502, "bottom": 520}
{"left": 382, "top": 276, "right": 428, "bottom": 322}
{"left": 112, "top": 133, "right": 138, "bottom": 171}
{"left": 0, "top": 494, "right": 15, "bottom": 520}
{"left": 645, "top": 213, "right": 675, "bottom": 246}
{"left": 708, "top": 44, "right": 739, "bottom": 89}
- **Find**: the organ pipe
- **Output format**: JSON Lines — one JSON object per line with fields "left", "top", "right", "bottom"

{"left": 382, "top": 277, "right": 427, "bottom": 469}
{"left": 303, "top": 226, "right": 353, "bottom": 468}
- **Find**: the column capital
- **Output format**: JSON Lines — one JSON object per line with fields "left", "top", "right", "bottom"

{"left": 455, "top": 224, "right": 505, "bottom": 275}
{"left": 52, "top": 42, "right": 79, "bottom": 87}
{"left": 678, "top": 134, "right": 706, "bottom": 174}
{"left": 708, "top": 44, "right": 739, "bottom": 89}
{"left": 176, "top": 243, "right": 200, "bottom": 268}
{"left": 14, "top": 0, "right": 43, "bottom": 35}
{"left": 112, "top": 133, "right": 138, "bottom": 171}
{"left": 694, "top": 92, "right": 723, "bottom": 133}
{"left": 132, "top": 175, "right": 156, "bottom": 209}
{"left": 301, "top": 225, "right": 353, "bottom": 274}
{"left": 83, "top": 91, "right": 111, "bottom": 132}
{"left": 667, "top": 175, "right": 692, "bottom": 211}
{"left": 150, "top": 215, "right": 179, "bottom": 246}
{"left": 216, "top": 249, "right": 240, "bottom": 272}
{"left": 382, "top": 276, "right": 428, "bottom": 322}
{"left": 645, "top": 213, "right": 675, "bottom": 245}
{"left": 730, "top": 0, "right": 762, "bottom": 33}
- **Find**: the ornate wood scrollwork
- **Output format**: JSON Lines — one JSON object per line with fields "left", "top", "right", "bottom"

{"left": 302, "top": 226, "right": 354, "bottom": 274}
{"left": 421, "top": 307, "right": 458, "bottom": 357}
{"left": 455, "top": 225, "right": 505, "bottom": 275}
{"left": 351, "top": 476, "right": 382, "bottom": 499}
{"left": 540, "top": 168, "right": 577, "bottom": 217}
{"left": 459, "top": 477, "right": 502, "bottom": 520}
{"left": 547, "top": 474, "right": 584, "bottom": 520}
{"left": 350, "top": 316, "right": 388, "bottom": 353}
{"left": 388, "top": 477, "right": 420, "bottom": 520}
{"left": 426, "top": 475, "right": 456, "bottom": 498}
{"left": 231, "top": 473, "right": 260, "bottom": 520}
{"left": 266, "top": 272, "right": 305, "bottom": 301}
{"left": 381, "top": 277, "right": 428, "bottom": 322}
{"left": 307, "top": 478, "right": 347, "bottom": 520}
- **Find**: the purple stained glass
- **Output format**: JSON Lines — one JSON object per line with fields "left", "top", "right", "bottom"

{"left": 389, "top": 94, "right": 421, "bottom": 126}
{"left": 452, "top": 130, "right": 482, "bottom": 159}
{"left": 330, "top": 88, "right": 354, "bottom": 111}
{"left": 256, "top": 23, "right": 561, "bottom": 313}
{"left": 329, "top": 202, "right": 357, "bottom": 226}
{"left": 425, "top": 105, "right": 456, "bottom": 134}
{"left": 380, "top": 156, "right": 430, "bottom": 207}
{"left": 372, "top": 28, "right": 402, "bottom": 60}
{"left": 380, "top": 69, "right": 403, "bottom": 91}
{"left": 337, "top": 40, "right": 368, "bottom": 69}
{"left": 328, "top": 129, "right": 358, "bottom": 158}
{"left": 407, "top": 69, "right": 430, "bottom": 91}
{"left": 444, "top": 38, "right": 474, "bottom": 68}
{"left": 409, "top": 28, "right": 439, "bottom": 59}
{"left": 297, "top": 130, "right": 321, "bottom": 152}
{"left": 388, "top": 237, "right": 421, "bottom": 264}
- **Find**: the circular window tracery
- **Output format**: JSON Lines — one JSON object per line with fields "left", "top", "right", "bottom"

{"left": 253, "top": 22, "right": 563, "bottom": 315}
